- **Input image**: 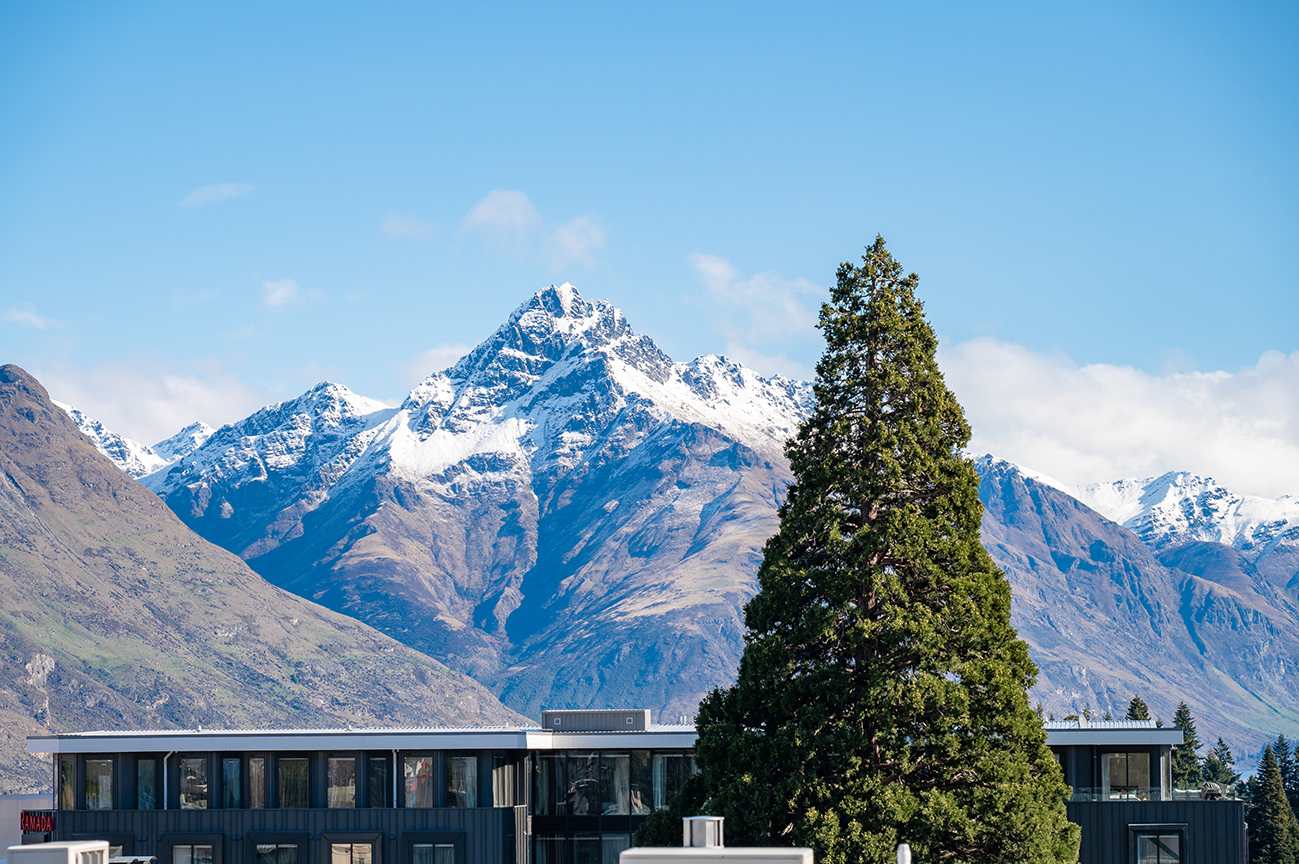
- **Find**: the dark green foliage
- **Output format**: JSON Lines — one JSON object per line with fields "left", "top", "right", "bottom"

{"left": 1202, "top": 737, "right": 1239, "bottom": 791}
{"left": 1248, "top": 745, "right": 1296, "bottom": 864}
{"left": 1278, "top": 735, "right": 1299, "bottom": 816}
{"left": 1125, "top": 696, "right": 1151, "bottom": 721}
{"left": 633, "top": 773, "right": 707, "bottom": 847}
{"left": 1170, "top": 702, "right": 1203, "bottom": 788}
{"left": 691, "top": 237, "right": 1079, "bottom": 864}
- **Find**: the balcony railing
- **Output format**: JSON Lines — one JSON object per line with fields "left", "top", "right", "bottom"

{"left": 1068, "top": 785, "right": 1241, "bottom": 802}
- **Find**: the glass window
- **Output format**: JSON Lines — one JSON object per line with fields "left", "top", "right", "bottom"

{"left": 599, "top": 836, "right": 628, "bottom": 864}
{"left": 172, "top": 845, "right": 214, "bottom": 864}
{"left": 58, "top": 755, "right": 75, "bottom": 810}
{"left": 368, "top": 756, "right": 389, "bottom": 807}
{"left": 446, "top": 755, "right": 478, "bottom": 807}
{"left": 572, "top": 838, "right": 599, "bottom": 864}
{"left": 568, "top": 753, "right": 598, "bottom": 816}
{"left": 328, "top": 757, "right": 356, "bottom": 808}
{"left": 536, "top": 755, "right": 564, "bottom": 816}
{"left": 138, "top": 758, "right": 158, "bottom": 810}
{"left": 652, "top": 753, "right": 689, "bottom": 810}
{"left": 249, "top": 757, "right": 266, "bottom": 809}
{"left": 599, "top": 754, "right": 629, "bottom": 815}
{"left": 222, "top": 758, "right": 241, "bottom": 808}
{"left": 179, "top": 757, "right": 209, "bottom": 809}
{"left": 1105, "top": 752, "right": 1153, "bottom": 800}
{"left": 329, "top": 844, "right": 372, "bottom": 864}
{"left": 629, "top": 752, "right": 651, "bottom": 815}
{"left": 86, "top": 758, "right": 113, "bottom": 810}
{"left": 278, "top": 758, "right": 310, "bottom": 808}
{"left": 255, "top": 844, "right": 298, "bottom": 864}
{"left": 412, "top": 844, "right": 453, "bottom": 864}
{"left": 535, "top": 838, "right": 566, "bottom": 864}
{"left": 404, "top": 756, "right": 434, "bottom": 807}
{"left": 1137, "top": 832, "right": 1182, "bottom": 864}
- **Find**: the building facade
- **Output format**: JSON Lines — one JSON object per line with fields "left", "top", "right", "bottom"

{"left": 23, "top": 712, "right": 1245, "bottom": 864}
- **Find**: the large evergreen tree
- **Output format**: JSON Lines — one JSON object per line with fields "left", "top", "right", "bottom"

{"left": 1249, "top": 745, "right": 1296, "bottom": 864}
{"left": 1170, "top": 702, "right": 1203, "bottom": 789}
{"left": 691, "top": 237, "right": 1079, "bottom": 864}
{"left": 1202, "top": 737, "right": 1240, "bottom": 792}
{"left": 1125, "top": 696, "right": 1151, "bottom": 721}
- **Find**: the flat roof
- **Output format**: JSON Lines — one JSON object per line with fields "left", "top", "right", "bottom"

{"left": 27, "top": 716, "right": 1181, "bottom": 754}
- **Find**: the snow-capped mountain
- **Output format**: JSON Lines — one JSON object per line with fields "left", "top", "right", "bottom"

{"left": 54, "top": 402, "right": 217, "bottom": 479}
{"left": 1079, "top": 472, "right": 1299, "bottom": 552}
{"left": 152, "top": 421, "right": 216, "bottom": 464}
{"left": 55, "top": 401, "right": 170, "bottom": 478}
{"left": 150, "top": 284, "right": 809, "bottom": 716}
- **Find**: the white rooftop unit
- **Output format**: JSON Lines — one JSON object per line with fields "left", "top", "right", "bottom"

{"left": 7, "top": 841, "right": 110, "bottom": 864}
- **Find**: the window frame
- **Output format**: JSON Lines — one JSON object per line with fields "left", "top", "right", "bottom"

{"left": 275, "top": 756, "right": 312, "bottom": 809}
{"left": 327, "top": 754, "right": 359, "bottom": 809}
{"left": 177, "top": 755, "right": 211, "bottom": 811}
{"left": 160, "top": 833, "right": 223, "bottom": 864}
{"left": 84, "top": 756, "right": 115, "bottom": 811}
{"left": 246, "top": 832, "right": 311, "bottom": 864}
{"left": 443, "top": 753, "right": 479, "bottom": 808}
{"left": 402, "top": 753, "right": 437, "bottom": 808}
{"left": 402, "top": 831, "right": 462, "bottom": 864}
{"left": 248, "top": 754, "right": 268, "bottom": 809}
{"left": 1130, "top": 824, "right": 1186, "bottom": 864}
{"left": 322, "top": 832, "right": 382, "bottom": 864}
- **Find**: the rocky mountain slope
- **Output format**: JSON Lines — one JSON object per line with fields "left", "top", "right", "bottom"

{"left": 147, "top": 284, "right": 809, "bottom": 719}
{"left": 54, "top": 402, "right": 215, "bottom": 478}
{"left": 978, "top": 457, "right": 1299, "bottom": 745}
{"left": 141, "top": 285, "right": 1299, "bottom": 750}
{"left": 0, "top": 365, "right": 524, "bottom": 793}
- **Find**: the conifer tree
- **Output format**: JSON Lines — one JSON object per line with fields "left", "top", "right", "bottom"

{"left": 692, "top": 237, "right": 1079, "bottom": 864}
{"left": 1278, "top": 735, "right": 1299, "bottom": 815}
{"left": 1125, "top": 696, "right": 1151, "bottom": 721}
{"left": 1170, "top": 702, "right": 1203, "bottom": 788}
{"left": 1249, "top": 745, "right": 1296, "bottom": 864}
{"left": 1202, "top": 737, "right": 1240, "bottom": 791}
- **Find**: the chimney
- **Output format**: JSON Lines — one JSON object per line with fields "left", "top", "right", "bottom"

{"left": 683, "top": 816, "right": 724, "bottom": 848}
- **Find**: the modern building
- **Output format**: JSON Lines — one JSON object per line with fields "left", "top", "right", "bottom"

{"left": 22, "top": 711, "right": 1245, "bottom": 864}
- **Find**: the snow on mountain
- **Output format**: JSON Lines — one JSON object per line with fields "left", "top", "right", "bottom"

{"left": 151, "top": 421, "right": 216, "bottom": 464}
{"left": 1079, "top": 471, "right": 1299, "bottom": 551}
{"left": 54, "top": 401, "right": 170, "bottom": 478}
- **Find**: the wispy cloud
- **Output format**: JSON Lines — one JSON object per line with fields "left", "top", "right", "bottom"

{"left": 942, "top": 341, "right": 1299, "bottom": 498}
{"left": 382, "top": 213, "right": 434, "bottom": 239}
{"left": 4, "top": 306, "right": 55, "bottom": 330}
{"left": 404, "top": 343, "right": 472, "bottom": 385}
{"left": 38, "top": 363, "right": 267, "bottom": 446}
{"left": 463, "top": 190, "right": 542, "bottom": 235}
{"left": 548, "top": 216, "right": 606, "bottom": 268}
{"left": 262, "top": 278, "right": 300, "bottom": 307}
{"left": 180, "top": 182, "right": 255, "bottom": 208}
{"left": 688, "top": 252, "right": 822, "bottom": 379}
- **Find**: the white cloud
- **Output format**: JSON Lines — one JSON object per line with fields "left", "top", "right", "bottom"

{"left": 262, "top": 278, "right": 300, "bottom": 307}
{"left": 687, "top": 253, "right": 822, "bottom": 379}
{"left": 180, "top": 182, "right": 254, "bottom": 208}
{"left": 463, "top": 190, "right": 541, "bottom": 235}
{"left": 548, "top": 216, "right": 606, "bottom": 268}
{"left": 37, "top": 364, "right": 267, "bottom": 446}
{"left": 404, "top": 344, "right": 472, "bottom": 385}
{"left": 382, "top": 213, "right": 434, "bottom": 239}
{"left": 941, "top": 340, "right": 1299, "bottom": 498}
{"left": 4, "top": 306, "right": 55, "bottom": 330}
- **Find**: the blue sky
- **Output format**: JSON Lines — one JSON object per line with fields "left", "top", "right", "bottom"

{"left": 3, "top": 3, "right": 1298, "bottom": 492}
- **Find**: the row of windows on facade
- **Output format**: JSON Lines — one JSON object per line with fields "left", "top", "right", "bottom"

{"left": 170, "top": 841, "right": 450, "bottom": 864}
{"left": 57, "top": 751, "right": 696, "bottom": 815}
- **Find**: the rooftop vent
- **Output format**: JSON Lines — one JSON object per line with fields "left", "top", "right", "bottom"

{"left": 541, "top": 708, "right": 651, "bottom": 732}
{"left": 683, "top": 816, "right": 724, "bottom": 848}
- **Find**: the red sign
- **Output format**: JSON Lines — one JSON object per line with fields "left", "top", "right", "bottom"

{"left": 20, "top": 811, "right": 55, "bottom": 833}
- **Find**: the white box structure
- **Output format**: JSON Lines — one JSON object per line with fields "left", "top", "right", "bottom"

{"left": 621, "top": 849, "right": 813, "bottom": 864}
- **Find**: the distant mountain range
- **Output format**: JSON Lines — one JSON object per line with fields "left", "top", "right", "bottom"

{"left": 54, "top": 400, "right": 214, "bottom": 478}
{"left": 37, "top": 284, "right": 1299, "bottom": 760}
{"left": 0, "top": 365, "right": 523, "bottom": 793}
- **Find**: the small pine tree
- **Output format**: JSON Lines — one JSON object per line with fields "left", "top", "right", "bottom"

{"left": 1125, "top": 696, "right": 1151, "bottom": 721}
{"left": 692, "top": 237, "right": 1080, "bottom": 864}
{"left": 1170, "top": 702, "right": 1203, "bottom": 789}
{"left": 1202, "top": 738, "right": 1240, "bottom": 792}
{"left": 1277, "top": 735, "right": 1299, "bottom": 816}
{"left": 1249, "top": 745, "right": 1296, "bottom": 864}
